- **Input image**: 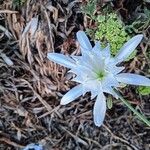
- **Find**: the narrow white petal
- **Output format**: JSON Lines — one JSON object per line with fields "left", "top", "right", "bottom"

{"left": 61, "top": 84, "right": 83, "bottom": 105}
{"left": 70, "top": 65, "right": 96, "bottom": 79}
{"left": 23, "top": 144, "right": 43, "bottom": 150}
{"left": 116, "top": 73, "right": 150, "bottom": 86}
{"left": 101, "top": 44, "right": 110, "bottom": 58}
{"left": 102, "top": 73, "right": 120, "bottom": 88}
{"left": 112, "top": 66, "right": 125, "bottom": 75}
{"left": 93, "top": 93, "right": 106, "bottom": 127}
{"left": 115, "top": 34, "right": 143, "bottom": 62}
{"left": 77, "top": 31, "right": 92, "bottom": 54}
{"left": 47, "top": 53, "right": 76, "bottom": 68}
{"left": 103, "top": 86, "right": 118, "bottom": 99}
{"left": 93, "top": 41, "right": 101, "bottom": 52}
{"left": 91, "top": 90, "right": 98, "bottom": 99}
{"left": 83, "top": 80, "right": 102, "bottom": 94}
{"left": 106, "top": 65, "right": 125, "bottom": 75}
{"left": 80, "top": 52, "right": 98, "bottom": 71}
{"left": 71, "top": 76, "right": 83, "bottom": 83}
{"left": 71, "top": 55, "right": 81, "bottom": 62}
{"left": 82, "top": 86, "right": 90, "bottom": 96}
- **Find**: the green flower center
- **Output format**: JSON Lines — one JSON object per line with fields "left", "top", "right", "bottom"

{"left": 96, "top": 70, "right": 106, "bottom": 80}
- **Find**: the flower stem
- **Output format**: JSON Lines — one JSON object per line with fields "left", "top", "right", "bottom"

{"left": 115, "top": 90, "right": 150, "bottom": 126}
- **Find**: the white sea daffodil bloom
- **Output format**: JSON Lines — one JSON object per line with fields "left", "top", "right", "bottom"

{"left": 47, "top": 31, "right": 150, "bottom": 127}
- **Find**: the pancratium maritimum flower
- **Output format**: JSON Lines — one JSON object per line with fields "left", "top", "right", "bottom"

{"left": 47, "top": 31, "right": 150, "bottom": 127}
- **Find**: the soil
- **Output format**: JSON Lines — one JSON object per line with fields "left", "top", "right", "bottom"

{"left": 0, "top": 0, "right": 150, "bottom": 150}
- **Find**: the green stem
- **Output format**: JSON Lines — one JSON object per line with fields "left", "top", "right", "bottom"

{"left": 115, "top": 90, "right": 150, "bottom": 126}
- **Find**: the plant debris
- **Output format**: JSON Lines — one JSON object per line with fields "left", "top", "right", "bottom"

{"left": 0, "top": 0, "right": 150, "bottom": 149}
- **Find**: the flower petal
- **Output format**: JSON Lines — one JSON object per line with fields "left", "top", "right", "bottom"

{"left": 102, "top": 73, "right": 120, "bottom": 88}
{"left": 116, "top": 73, "right": 150, "bottom": 86}
{"left": 61, "top": 84, "right": 83, "bottom": 105}
{"left": 77, "top": 31, "right": 92, "bottom": 54}
{"left": 71, "top": 55, "right": 81, "bottom": 62}
{"left": 23, "top": 143, "right": 43, "bottom": 150}
{"left": 71, "top": 76, "right": 83, "bottom": 83}
{"left": 93, "top": 93, "right": 106, "bottom": 127}
{"left": 70, "top": 64, "right": 97, "bottom": 80}
{"left": 106, "top": 65, "right": 125, "bottom": 75}
{"left": 93, "top": 41, "right": 101, "bottom": 52}
{"left": 47, "top": 53, "right": 76, "bottom": 68}
{"left": 115, "top": 34, "right": 143, "bottom": 63}
{"left": 103, "top": 86, "right": 118, "bottom": 99}
{"left": 91, "top": 90, "right": 98, "bottom": 99}
{"left": 101, "top": 44, "right": 111, "bottom": 58}
{"left": 83, "top": 80, "right": 102, "bottom": 95}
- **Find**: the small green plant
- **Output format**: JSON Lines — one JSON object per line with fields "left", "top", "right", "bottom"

{"left": 125, "top": 7, "right": 150, "bottom": 33}
{"left": 82, "top": 1, "right": 139, "bottom": 59}
{"left": 95, "top": 13, "right": 132, "bottom": 57}
{"left": 82, "top": 0, "right": 97, "bottom": 20}
{"left": 138, "top": 86, "right": 150, "bottom": 96}
{"left": 12, "top": 0, "right": 26, "bottom": 9}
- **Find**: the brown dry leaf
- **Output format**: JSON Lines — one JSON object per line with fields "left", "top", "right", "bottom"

{"left": 1, "top": 1, "right": 149, "bottom": 149}
{"left": 46, "top": 5, "right": 58, "bottom": 23}
{"left": 15, "top": 106, "right": 28, "bottom": 117}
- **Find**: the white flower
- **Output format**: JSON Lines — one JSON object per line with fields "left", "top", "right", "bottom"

{"left": 23, "top": 143, "right": 43, "bottom": 150}
{"left": 47, "top": 31, "right": 150, "bottom": 127}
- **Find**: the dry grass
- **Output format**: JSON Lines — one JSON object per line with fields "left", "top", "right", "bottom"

{"left": 0, "top": 0, "right": 150, "bottom": 150}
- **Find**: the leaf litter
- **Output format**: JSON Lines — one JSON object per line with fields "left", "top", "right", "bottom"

{"left": 0, "top": 0, "right": 150, "bottom": 150}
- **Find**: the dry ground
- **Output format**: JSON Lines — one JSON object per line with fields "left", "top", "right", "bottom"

{"left": 0, "top": 0, "right": 150, "bottom": 150}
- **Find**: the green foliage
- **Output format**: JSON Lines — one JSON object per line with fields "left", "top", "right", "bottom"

{"left": 82, "top": 0, "right": 97, "bottom": 20}
{"left": 125, "top": 7, "right": 150, "bottom": 33}
{"left": 82, "top": 2, "right": 138, "bottom": 60}
{"left": 85, "top": 28, "right": 96, "bottom": 40}
{"left": 107, "top": 97, "right": 113, "bottom": 109}
{"left": 138, "top": 86, "right": 150, "bottom": 96}
{"left": 12, "top": 0, "right": 26, "bottom": 9}
{"left": 95, "top": 13, "right": 132, "bottom": 57}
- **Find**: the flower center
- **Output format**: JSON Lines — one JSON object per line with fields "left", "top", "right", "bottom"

{"left": 96, "top": 70, "right": 106, "bottom": 80}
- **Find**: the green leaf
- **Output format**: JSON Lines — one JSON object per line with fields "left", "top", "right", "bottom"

{"left": 82, "top": 0, "right": 97, "bottom": 19}
{"left": 115, "top": 90, "right": 150, "bottom": 126}
{"left": 138, "top": 86, "right": 150, "bottom": 96}
{"left": 107, "top": 97, "right": 113, "bottom": 109}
